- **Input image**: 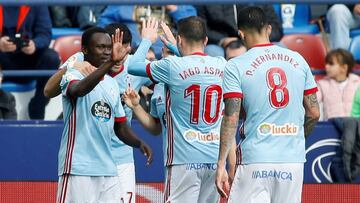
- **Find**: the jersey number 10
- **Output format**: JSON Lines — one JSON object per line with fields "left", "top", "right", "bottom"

{"left": 184, "top": 84, "right": 222, "bottom": 125}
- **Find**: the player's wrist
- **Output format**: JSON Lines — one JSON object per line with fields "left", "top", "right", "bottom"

{"left": 132, "top": 103, "right": 142, "bottom": 110}
{"left": 217, "top": 160, "right": 226, "bottom": 167}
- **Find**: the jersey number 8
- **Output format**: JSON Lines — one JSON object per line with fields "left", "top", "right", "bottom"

{"left": 266, "top": 67, "right": 289, "bottom": 108}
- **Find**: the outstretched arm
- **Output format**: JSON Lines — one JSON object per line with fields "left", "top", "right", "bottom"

{"left": 68, "top": 30, "right": 130, "bottom": 98}
{"left": 123, "top": 88, "right": 162, "bottom": 135}
{"left": 44, "top": 68, "right": 67, "bottom": 98}
{"left": 114, "top": 121, "right": 153, "bottom": 165}
{"left": 303, "top": 93, "right": 320, "bottom": 137}
{"left": 44, "top": 61, "right": 96, "bottom": 98}
{"left": 128, "top": 18, "right": 159, "bottom": 77}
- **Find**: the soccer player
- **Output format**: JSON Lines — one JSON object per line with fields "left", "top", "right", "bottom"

{"left": 215, "top": 7, "right": 320, "bottom": 203}
{"left": 45, "top": 23, "right": 153, "bottom": 203}
{"left": 128, "top": 17, "right": 227, "bottom": 203}
{"left": 56, "top": 27, "right": 152, "bottom": 203}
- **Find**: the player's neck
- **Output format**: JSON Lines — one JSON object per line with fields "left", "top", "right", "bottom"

{"left": 248, "top": 38, "right": 270, "bottom": 48}
{"left": 181, "top": 46, "right": 205, "bottom": 56}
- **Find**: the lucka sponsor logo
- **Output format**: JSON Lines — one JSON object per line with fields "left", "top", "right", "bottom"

{"left": 252, "top": 170, "right": 292, "bottom": 181}
{"left": 183, "top": 130, "right": 219, "bottom": 143}
{"left": 91, "top": 100, "right": 111, "bottom": 122}
{"left": 257, "top": 122, "right": 298, "bottom": 136}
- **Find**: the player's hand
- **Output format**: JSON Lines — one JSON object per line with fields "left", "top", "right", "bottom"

{"left": 112, "top": 29, "right": 131, "bottom": 62}
{"left": 139, "top": 141, "right": 153, "bottom": 165}
{"left": 141, "top": 17, "right": 159, "bottom": 43}
{"left": 0, "top": 36, "right": 16, "bottom": 52}
{"left": 159, "top": 21, "right": 176, "bottom": 46}
{"left": 73, "top": 61, "right": 96, "bottom": 77}
{"left": 215, "top": 164, "right": 230, "bottom": 198}
{"left": 123, "top": 87, "right": 141, "bottom": 109}
{"left": 21, "top": 40, "right": 36, "bottom": 55}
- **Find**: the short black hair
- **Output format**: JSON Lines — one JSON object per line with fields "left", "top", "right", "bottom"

{"left": 177, "top": 16, "right": 206, "bottom": 44}
{"left": 237, "top": 6, "right": 268, "bottom": 33}
{"left": 104, "top": 23, "right": 132, "bottom": 45}
{"left": 81, "top": 27, "right": 109, "bottom": 48}
{"left": 224, "top": 39, "right": 245, "bottom": 51}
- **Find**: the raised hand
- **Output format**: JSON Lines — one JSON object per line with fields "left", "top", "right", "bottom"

{"left": 112, "top": 28, "right": 131, "bottom": 62}
{"left": 159, "top": 21, "right": 176, "bottom": 46}
{"left": 141, "top": 17, "right": 159, "bottom": 43}
{"left": 123, "top": 87, "right": 141, "bottom": 109}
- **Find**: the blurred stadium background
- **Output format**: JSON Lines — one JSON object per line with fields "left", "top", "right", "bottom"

{"left": 1, "top": 0, "right": 360, "bottom": 203}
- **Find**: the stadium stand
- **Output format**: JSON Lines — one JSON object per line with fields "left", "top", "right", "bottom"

{"left": 51, "top": 27, "right": 82, "bottom": 39}
{"left": 52, "top": 35, "right": 82, "bottom": 64}
{"left": 273, "top": 4, "right": 319, "bottom": 35}
{"left": 281, "top": 34, "right": 327, "bottom": 69}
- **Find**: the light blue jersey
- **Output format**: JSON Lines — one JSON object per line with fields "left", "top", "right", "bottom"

{"left": 223, "top": 44, "right": 318, "bottom": 164}
{"left": 61, "top": 52, "right": 152, "bottom": 165}
{"left": 149, "top": 83, "right": 167, "bottom": 165}
{"left": 58, "top": 68, "right": 126, "bottom": 176}
{"left": 147, "top": 53, "right": 227, "bottom": 165}
{"left": 110, "top": 55, "right": 152, "bottom": 164}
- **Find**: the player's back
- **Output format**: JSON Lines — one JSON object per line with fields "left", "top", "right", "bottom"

{"left": 160, "top": 53, "right": 227, "bottom": 165}
{"left": 225, "top": 44, "right": 317, "bottom": 164}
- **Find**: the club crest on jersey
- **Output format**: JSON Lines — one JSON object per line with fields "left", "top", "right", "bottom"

{"left": 91, "top": 100, "right": 111, "bottom": 122}
{"left": 183, "top": 129, "right": 219, "bottom": 143}
{"left": 258, "top": 122, "right": 299, "bottom": 136}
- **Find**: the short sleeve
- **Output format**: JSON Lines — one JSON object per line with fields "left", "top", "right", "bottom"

{"left": 59, "top": 52, "right": 84, "bottom": 69}
{"left": 114, "top": 92, "right": 127, "bottom": 123}
{"left": 149, "top": 96, "right": 159, "bottom": 118}
{"left": 149, "top": 58, "right": 172, "bottom": 84}
{"left": 223, "top": 59, "right": 243, "bottom": 99}
{"left": 304, "top": 65, "right": 318, "bottom": 95}
{"left": 60, "top": 68, "right": 82, "bottom": 97}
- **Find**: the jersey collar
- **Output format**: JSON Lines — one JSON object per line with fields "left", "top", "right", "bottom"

{"left": 252, "top": 43, "right": 274, "bottom": 48}
{"left": 190, "top": 52, "right": 207, "bottom": 56}
{"left": 109, "top": 64, "right": 125, "bottom": 78}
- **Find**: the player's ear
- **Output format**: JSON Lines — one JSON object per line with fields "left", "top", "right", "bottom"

{"left": 203, "top": 36, "right": 208, "bottom": 46}
{"left": 81, "top": 47, "right": 88, "bottom": 55}
{"left": 266, "top": 24, "right": 272, "bottom": 38}
{"left": 176, "top": 35, "right": 182, "bottom": 46}
{"left": 238, "top": 30, "right": 245, "bottom": 41}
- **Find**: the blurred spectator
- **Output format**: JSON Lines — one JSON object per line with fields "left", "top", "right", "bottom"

{"left": 317, "top": 49, "right": 360, "bottom": 120}
{"left": 224, "top": 38, "right": 247, "bottom": 60}
{"left": 351, "top": 85, "right": 360, "bottom": 117}
{"left": 0, "top": 6, "right": 60, "bottom": 119}
{"left": 196, "top": 4, "right": 283, "bottom": 57}
{"left": 50, "top": 6, "right": 106, "bottom": 30}
{"left": 327, "top": 4, "right": 360, "bottom": 50}
{"left": 0, "top": 66, "right": 17, "bottom": 120}
{"left": 98, "top": 5, "right": 196, "bottom": 57}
